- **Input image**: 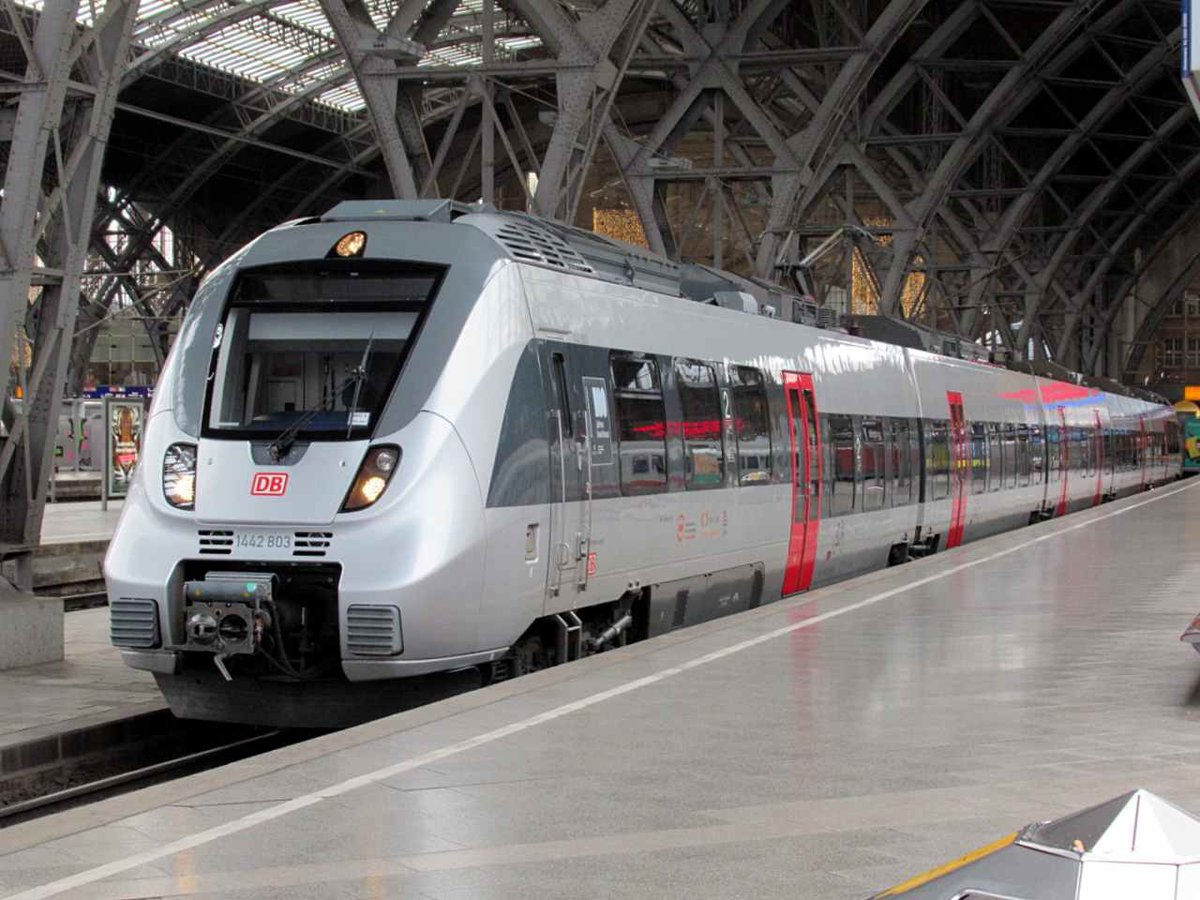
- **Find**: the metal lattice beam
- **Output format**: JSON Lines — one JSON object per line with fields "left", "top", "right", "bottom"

{"left": 0, "top": 0, "right": 140, "bottom": 578}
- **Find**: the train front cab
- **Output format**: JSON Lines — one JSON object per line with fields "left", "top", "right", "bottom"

{"left": 104, "top": 214, "right": 532, "bottom": 723}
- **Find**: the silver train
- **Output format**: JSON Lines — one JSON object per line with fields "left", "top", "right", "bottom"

{"left": 106, "top": 200, "right": 1182, "bottom": 726}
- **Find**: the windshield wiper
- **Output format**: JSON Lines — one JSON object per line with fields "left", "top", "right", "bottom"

{"left": 265, "top": 335, "right": 376, "bottom": 462}
{"left": 345, "top": 332, "right": 374, "bottom": 439}
{"left": 266, "top": 396, "right": 339, "bottom": 463}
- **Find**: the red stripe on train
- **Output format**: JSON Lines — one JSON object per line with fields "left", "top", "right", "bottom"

{"left": 946, "top": 391, "right": 967, "bottom": 549}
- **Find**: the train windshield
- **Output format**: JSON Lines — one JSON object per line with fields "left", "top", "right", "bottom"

{"left": 204, "top": 266, "right": 440, "bottom": 439}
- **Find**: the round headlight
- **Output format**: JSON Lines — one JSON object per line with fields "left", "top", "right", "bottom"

{"left": 374, "top": 449, "right": 398, "bottom": 473}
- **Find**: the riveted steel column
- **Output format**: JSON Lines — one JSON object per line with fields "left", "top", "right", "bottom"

{"left": 1, "top": 0, "right": 141, "bottom": 565}
{"left": 0, "top": 0, "right": 79, "bottom": 432}
{"left": 320, "top": 0, "right": 419, "bottom": 199}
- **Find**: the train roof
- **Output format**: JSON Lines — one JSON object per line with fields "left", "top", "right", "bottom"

{"left": 313, "top": 200, "right": 1164, "bottom": 406}
{"left": 315, "top": 199, "right": 835, "bottom": 325}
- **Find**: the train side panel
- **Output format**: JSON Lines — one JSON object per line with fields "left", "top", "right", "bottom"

{"left": 907, "top": 355, "right": 1047, "bottom": 545}
{"left": 804, "top": 335, "right": 921, "bottom": 588}
{"left": 518, "top": 265, "right": 793, "bottom": 632}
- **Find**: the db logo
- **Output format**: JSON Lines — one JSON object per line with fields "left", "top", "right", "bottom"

{"left": 251, "top": 472, "right": 289, "bottom": 496}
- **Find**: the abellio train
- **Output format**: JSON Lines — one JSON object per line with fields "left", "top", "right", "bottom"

{"left": 106, "top": 200, "right": 1181, "bottom": 726}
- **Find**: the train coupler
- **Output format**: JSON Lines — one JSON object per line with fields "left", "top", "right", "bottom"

{"left": 182, "top": 572, "right": 276, "bottom": 678}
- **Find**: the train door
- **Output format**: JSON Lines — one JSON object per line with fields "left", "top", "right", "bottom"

{"left": 1056, "top": 406, "right": 1069, "bottom": 516}
{"left": 946, "top": 392, "right": 967, "bottom": 548}
{"left": 782, "top": 372, "right": 821, "bottom": 595}
{"left": 544, "top": 349, "right": 593, "bottom": 608}
{"left": 1092, "top": 409, "right": 1103, "bottom": 507}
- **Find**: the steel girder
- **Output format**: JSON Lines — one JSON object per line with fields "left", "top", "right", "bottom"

{"left": 873, "top": 1, "right": 1096, "bottom": 320}
{"left": 512, "top": 0, "right": 656, "bottom": 222}
{"left": 752, "top": 0, "right": 928, "bottom": 280}
{"left": 319, "top": 0, "right": 420, "bottom": 197}
{"left": 1117, "top": 207, "right": 1200, "bottom": 377}
{"left": 0, "top": 0, "right": 140, "bottom": 575}
{"left": 114, "top": 0, "right": 1197, "bottom": 381}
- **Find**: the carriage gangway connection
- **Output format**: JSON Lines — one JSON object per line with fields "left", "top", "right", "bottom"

{"left": 5, "top": 480, "right": 1200, "bottom": 899}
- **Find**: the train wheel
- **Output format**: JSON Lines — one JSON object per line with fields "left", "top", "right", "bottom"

{"left": 510, "top": 635, "right": 548, "bottom": 677}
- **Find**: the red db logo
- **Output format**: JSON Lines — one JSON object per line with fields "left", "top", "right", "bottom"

{"left": 251, "top": 472, "right": 289, "bottom": 496}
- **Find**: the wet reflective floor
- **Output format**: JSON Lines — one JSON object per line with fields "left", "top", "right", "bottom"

{"left": 5, "top": 479, "right": 1200, "bottom": 899}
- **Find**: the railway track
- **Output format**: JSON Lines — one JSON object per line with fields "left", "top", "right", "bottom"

{"left": 0, "top": 714, "right": 312, "bottom": 827}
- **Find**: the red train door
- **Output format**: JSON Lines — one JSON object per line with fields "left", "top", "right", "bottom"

{"left": 782, "top": 372, "right": 821, "bottom": 595}
{"left": 1056, "top": 406, "right": 1069, "bottom": 516}
{"left": 1092, "top": 409, "right": 1103, "bottom": 507}
{"left": 946, "top": 392, "right": 967, "bottom": 548}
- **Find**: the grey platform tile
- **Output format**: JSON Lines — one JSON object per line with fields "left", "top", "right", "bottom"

{"left": 0, "top": 606, "right": 162, "bottom": 752}
{"left": 0, "top": 868, "right": 96, "bottom": 898}
{"left": 117, "top": 800, "right": 290, "bottom": 844}
{"left": 39, "top": 500, "right": 122, "bottom": 545}
{"left": 104, "top": 813, "right": 467, "bottom": 884}
{"left": 6, "top": 823, "right": 162, "bottom": 866}
{"left": 402, "top": 831, "right": 892, "bottom": 900}
{"left": 168, "top": 884, "right": 430, "bottom": 900}
{"left": 59, "top": 868, "right": 428, "bottom": 900}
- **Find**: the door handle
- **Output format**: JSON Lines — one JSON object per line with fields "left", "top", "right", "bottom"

{"left": 555, "top": 542, "right": 572, "bottom": 569}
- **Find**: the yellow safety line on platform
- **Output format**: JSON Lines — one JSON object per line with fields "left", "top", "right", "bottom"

{"left": 871, "top": 831, "right": 1018, "bottom": 897}
{"left": 7, "top": 477, "right": 1199, "bottom": 900}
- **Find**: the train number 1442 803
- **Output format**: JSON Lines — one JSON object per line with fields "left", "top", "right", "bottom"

{"left": 234, "top": 532, "right": 292, "bottom": 550}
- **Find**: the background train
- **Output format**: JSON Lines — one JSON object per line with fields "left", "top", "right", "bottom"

{"left": 106, "top": 199, "right": 1181, "bottom": 727}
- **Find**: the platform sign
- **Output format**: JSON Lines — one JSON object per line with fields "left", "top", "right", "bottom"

{"left": 103, "top": 397, "right": 144, "bottom": 505}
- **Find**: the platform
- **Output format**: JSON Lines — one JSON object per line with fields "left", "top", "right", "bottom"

{"left": 0, "top": 608, "right": 161, "bottom": 758}
{"left": 0, "top": 501, "right": 124, "bottom": 597}
{"left": 39, "top": 501, "right": 123, "bottom": 547}
{"left": 4, "top": 480, "right": 1200, "bottom": 899}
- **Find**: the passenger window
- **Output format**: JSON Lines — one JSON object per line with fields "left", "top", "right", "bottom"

{"left": 826, "top": 413, "right": 856, "bottom": 516}
{"left": 675, "top": 360, "right": 723, "bottom": 490}
{"left": 970, "top": 422, "right": 987, "bottom": 495}
{"left": 927, "top": 419, "right": 950, "bottom": 501}
{"left": 986, "top": 424, "right": 1002, "bottom": 491}
{"left": 1017, "top": 424, "right": 1031, "bottom": 487}
{"left": 886, "top": 417, "right": 914, "bottom": 507}
{"left": 1045, "top": 425, "right": 1061, "bottom": 480}
{"left": 860, "top": 417, "right": 886, "bottom": 512}
{"left": 1030, "top": 425, "right": 1045, "bottom": 481}
{"left": 551, "top": 352, "right": 572, "bottom": 437}
{"left": 611, "top": 353, "right": 667, "bottom": 495}
{"left": 1003, "top": 423, "right": 1018, "bottom": 489}
{"left": 729, "top": 366, "right": 772, "bottom": 486}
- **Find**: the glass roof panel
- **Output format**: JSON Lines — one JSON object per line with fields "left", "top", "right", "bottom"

{"left": 17, "top": 0, "right": 544, "bottom": 115}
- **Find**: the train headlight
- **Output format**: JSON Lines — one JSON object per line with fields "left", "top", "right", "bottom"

{"left": 342, "top": 445, "right": 400, "bottom": 512}
{"left": 163, "top": 443, "right": 197, "bottom": 510}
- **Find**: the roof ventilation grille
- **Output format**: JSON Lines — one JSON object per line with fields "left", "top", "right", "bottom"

{"left": 496, "top": 221, "right": 594, "bottom": 274}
